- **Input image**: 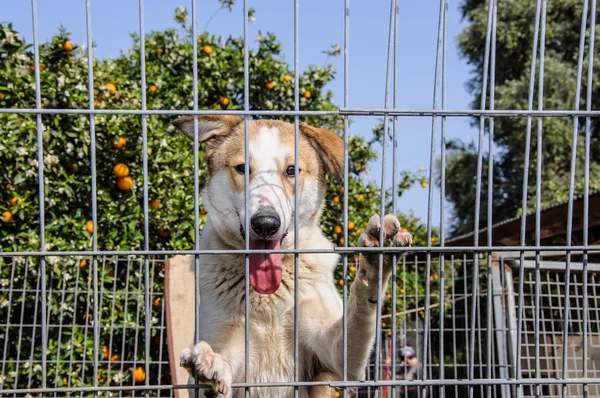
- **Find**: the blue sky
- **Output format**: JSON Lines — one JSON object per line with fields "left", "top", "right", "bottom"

{"left": 4, "top": 0, "right": 480, "bottom": 233}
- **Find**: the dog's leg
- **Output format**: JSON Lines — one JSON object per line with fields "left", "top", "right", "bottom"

{"left": 303, "top": 214, "right": 412, "bottom": 383}
{"left": 310, "top": 372, "right": 337, "bottom": 398}
{"left": 180, "top": 341, "right": 234, "bottom": 398}
{"left": 342, "top": 214, "right": 412, "bottom": 379}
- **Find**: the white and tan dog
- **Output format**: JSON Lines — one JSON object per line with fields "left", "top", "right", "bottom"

{"left": 171, "top": 115, "right": 413, "bottom": 398}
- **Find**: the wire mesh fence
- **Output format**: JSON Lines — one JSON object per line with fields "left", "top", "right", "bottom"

{"left": 2, "top": 0, "right": 600, "bottom": 396}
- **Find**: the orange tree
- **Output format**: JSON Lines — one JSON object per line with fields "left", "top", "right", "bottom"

{"left": 0, "top": 6, "right": 444, "bottom": 391}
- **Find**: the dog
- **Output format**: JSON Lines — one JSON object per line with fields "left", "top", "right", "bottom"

{"left": 171, "top": 115, "right": 413, "bottom": 398}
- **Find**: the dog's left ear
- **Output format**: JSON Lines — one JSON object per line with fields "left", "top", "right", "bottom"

{"left": 300, "top": 123, "right": 344, "bottom": 182}
{"left": 171, "top": 115, "right": 243, "bottom": 144}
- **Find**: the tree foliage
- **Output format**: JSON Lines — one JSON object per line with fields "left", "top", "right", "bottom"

{"left": 446, "top": 0, "right": 600, "bottom": 237}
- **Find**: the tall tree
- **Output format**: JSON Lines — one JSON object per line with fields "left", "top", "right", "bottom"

{"left": 446, "top": 0, "right": 600, "bottom": 237}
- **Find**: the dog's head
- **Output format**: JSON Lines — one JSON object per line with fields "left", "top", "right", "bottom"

{"left": 172, "top": 115, "right": 343, "bottom": 294}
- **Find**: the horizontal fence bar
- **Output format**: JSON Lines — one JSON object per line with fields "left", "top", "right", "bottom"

{"left": 2, "top": 107, "right": 600, "bottom": 117}
{"left": 3, "top": 378, "right": 600, "bottom": 395}
{"left": 1, "top": 245, "right": 600, "bottom": 257}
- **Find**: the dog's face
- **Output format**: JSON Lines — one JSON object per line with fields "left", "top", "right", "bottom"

{"left": 172, "top": 115, "right": 343, "bottom": 294}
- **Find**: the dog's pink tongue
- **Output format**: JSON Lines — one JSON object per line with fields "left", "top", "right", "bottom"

{"left": 249, "top": 238, "right": 283, "bottom": 294}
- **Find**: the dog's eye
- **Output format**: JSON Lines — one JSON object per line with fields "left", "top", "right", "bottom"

{"left": 234, "top": 164, "right": 246, "bottom": 174}
{"left": 286, "top": 165, "right": 299, "bottom": 177}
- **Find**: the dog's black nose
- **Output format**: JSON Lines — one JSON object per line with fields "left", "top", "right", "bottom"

{"left": 251, "top": 213, "right": 281, "bottom": 238}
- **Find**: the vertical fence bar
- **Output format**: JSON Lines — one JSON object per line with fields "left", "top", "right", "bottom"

{"left": 438, "top": 1, "right": 448, "bottom": 397}
{"left": 422, "top": 0, "right": 447, "bottom": 395}
{"left": 375, "top": 2, "right": 397, "bottom": 395}
{"left": 342, "top": 0, "right": 350, "bottom": 395}
{"left": 562, "top": 1, "right": 590, "bottom": 396}
{"left": 30, "top": 0, "right": 48, "bottom": 390}
{"left": 468, "top": 0, "right": 494, "bottom": 395}
{"left": 293, "top": 0, "right": 300, "bottom": 397}
{"left": 582, "top": 0, "right": 597, "bottom": 393}
{"left": 486, "top": 1, "right": 497, "bottom": 397}
{"left": 515, "top": 1, "right": 542, "bottom": 397}
{"left": 190, "top": 0, "right": 202, "bottom": 396}
{"left": 137, "top": 0, "right": 151, "bottom": 396}
{"left": 534, "top": 3, "right": 548, "bottom": 396}
{"left": 243, "top": 0, "right": 251, "bottom": 396}
{"left": 390, "top": 0, "right": 399, "bottom": 396}
{"left": 83, "top": 0, "right": 100, "bottom": 391}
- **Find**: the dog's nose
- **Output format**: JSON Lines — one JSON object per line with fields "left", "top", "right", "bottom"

{"left": 251, "top": 212, "right": 281, "bottom": 238}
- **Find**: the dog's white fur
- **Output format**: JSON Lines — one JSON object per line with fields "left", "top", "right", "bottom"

{"left": 172, "top": 116, "right": 412, "bottom": 398}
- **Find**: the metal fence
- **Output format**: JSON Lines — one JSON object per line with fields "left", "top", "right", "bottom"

{"left": 2, "top": 0, "right": 600, "bottom": 396}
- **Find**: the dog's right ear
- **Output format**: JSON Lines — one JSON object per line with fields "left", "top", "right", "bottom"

{"left": 171, "top": 115, "right": 243, "bottom": 144}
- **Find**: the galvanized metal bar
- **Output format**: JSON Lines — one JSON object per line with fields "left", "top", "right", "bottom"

{"left": 515, "top": 1, "right": 542, "bottom": 395}
{"left": 468, "top": 0, "right": 494, "bottom": 395}
{"left": 438, "top": 2, "right": 448, "bottom": 397}
{"left": 5, "top": 107, "right": 600, "bottom": 117}
{"left": 137, "top": 1, "right": 151, "bottom": 396}
{"left": 582, "top": 0, "right": 597, "bottom": 391}
{"left": 422, "top": 0, "right": 447, "bottom": 394}
{"left": 30, "top": 0, "right": 48, "bottom": 389}
{"left": 243, "top": 0, "right": 251, "bottom": 396}
{"left": 562, "top": 0, "right": 591, "bottom": 395}
{"left": 293, "top": 0, "right": 300, "bottom": 397}
{"left": 375, "top": 2, "right": 397, "bottom": 394}
{"left": 486, "top": 2, "right": 497, "bottom": 397}
{"left": 342, "top": 0, "right": 350, "bottom": 394}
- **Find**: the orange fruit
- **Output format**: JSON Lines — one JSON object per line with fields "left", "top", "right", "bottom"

{"left": 332, "top": 196, "right": 340, "bottom": 204}
{"left": 105, "top": 82, "right": 117, "bottom": 95}
{"left": 111, "top": 353, "right": 119, "bottom": 361}
{"left": 338, "top": 279, "right": 344, "bottom": 286}
{"left": 265, "top": 81, "right": 275, "bottom": 90}
{"left": 93, "top": 100, "right": 100, "bottom": 107}
{"left": 338, "top": 123, "right": 344, "bottom": 129}
{"left": 220, "top": 97, "right": 229, "bottom": 106}
{"left": 79, "top": 259, "right": 87, "bottom": 268}
{"left": 402, "top": 227, "right": 408, "bottom": 233}
{"left": 148, "top": 85, "right": 157, "bottom": 93}
{"left": 103, "top": 345, "right": 109, "bottom": 359}
{"left": 386, "top": 294, "right": 392, "bottom": 301}
{"left": 382, "top": 322, "right": 386, "bottom": 328}
{"left": 334, "top": 225, "right": 343, "bottom": 234}
{"left": 153, "top": 297, "right": 161, "bottom": 307}
{"left": 358, "top": 194, "right": 364, "bottom": 200}
{"left": 283, "top": 74, "right": 292, "bottom": 82}
{"left": 388, "top": 330, "right": 392, "bottom": 336}
{"left": 303, "top": 91, "right": 311, "bottom": 99}
{"left": 400, "top": 288, "right": 405, "bottom": 294}
{"left": 347, "top": 222, "right": 355, "bottom": 231}
{"left": 419, "top": 310, "right": 425, "bottom": 318}
{"left": 421, "top": 181, "right": 428, "bottom": 188}
{"left": 339, "top": 237, "right": 344, "bottom": 245}
{"left": 203, "top": 45, "right": 213, "bottom": 55}
{"left": 151, "top": 199, "right": 160, "bottom": 210}
{"left": 62, "top": 40, "right": 73, "bottom": 51}
{"left": 132, "top": 367, "right": 145, "bottom": 383}
{"left": 2, "top": 211, "right": 13, "bottom": 222}
{"left": 117, "top": 177, "right": 133, "bottom": 191}
{"left": 431, "top": 237, "right": 436, "bottom": 243}
{"left": 158, "top": 226, "right": 170, "bottom": 237}
{"left": 156, "top": 48, "right": 163, "bottom": 54}
{"left": 0, "top": 93, "right": 4, "bottom": 100}
{"left": 85, "top": 220, "right": 94, "bottom": 233}
{"left": 339, "top": 187, "right": 344, "bottom": 194}
{"left": 9, "top": 196, "right": 19, "bottom": 206}
{"left": 113, "top": 136, "right": 126, "bottom": 149}
{"left": 349, "top": 265, "right": 356, "bottom": 273}
{"left": 113, "top": 163, "right": 129, "bottom": 178}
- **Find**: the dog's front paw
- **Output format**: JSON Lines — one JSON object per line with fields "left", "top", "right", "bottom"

{"left": 181, "top": 342, "right": 232, "bottom": 397}
{"left": 357, "top": 214, "right": 412, "bottom": 303}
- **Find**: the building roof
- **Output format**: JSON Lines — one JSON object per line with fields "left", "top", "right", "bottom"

{"left": 444, "top": 190, "right": 600, "bottom": 247}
